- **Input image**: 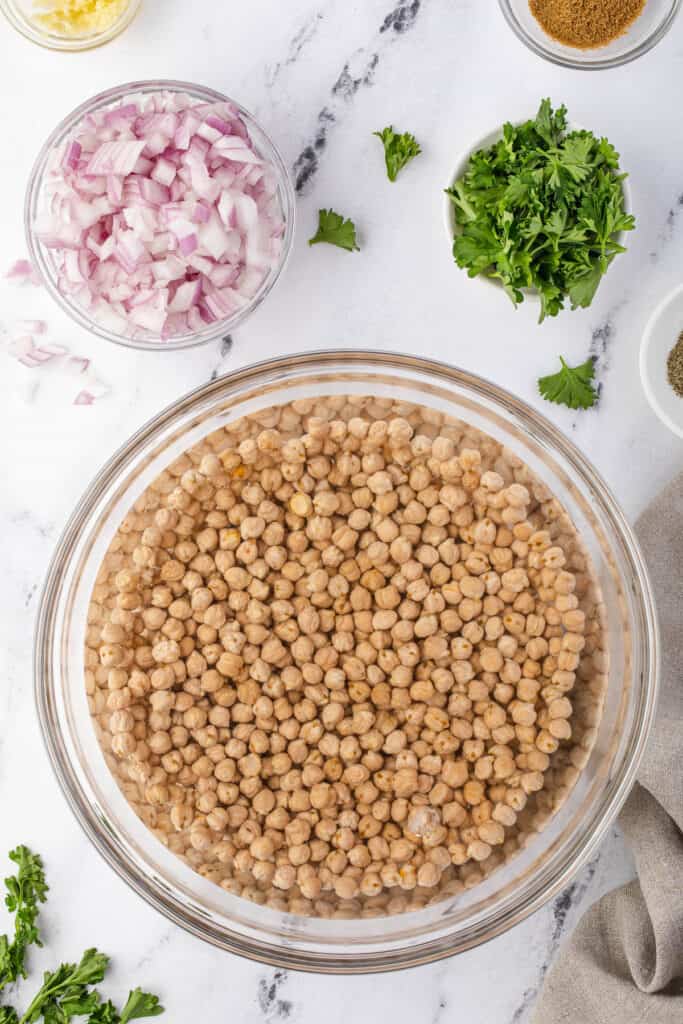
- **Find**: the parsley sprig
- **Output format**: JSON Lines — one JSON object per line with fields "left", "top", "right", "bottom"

{"left": 447, "top": 99, "right": 635, "bottom": 322}
{"left": 373, "top": 126, "right": 421, "bottom": 182}
{"left": 0, "top": 847, "right": 163, "bottom": 1024}
{"left": 308, "top": 209, "right": 359, "bottom": 252}
{"left": 0, "top": 847, "right": 48, "bottom": 992}
{"left": 538, "top": 357, "right": 598, "bottom": 410}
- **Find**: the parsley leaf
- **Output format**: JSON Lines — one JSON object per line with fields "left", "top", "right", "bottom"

{"left": 87, "top": 1002, "right": 120, "bottom": 1024}
{"left": 538, "top": 357, "right": 598, "bottom": 410}
{"left": 0, "top": 847, "right": 48, "bottom": 991}
{"left": 308, "top": 209, "right": 359, "bottom": 252}
{"left": 86, "top": 989, "right": 163, "bottom": 1024}
{"left": 21, "top": 949, "right": 109, "bottom": 1023}
{"left": 120, "top": 989, "right": 164, "bottom": 1023}
{"left": 373, "top": 125, "right": 421, "bottom": 182}
{"left": 447, "top": 98, "right": 635, "bottom": 322}
{"left": 0, "top": 1008, "right": 19, "bottom": 1024}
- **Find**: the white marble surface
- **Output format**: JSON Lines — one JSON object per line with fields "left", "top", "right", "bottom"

{"left": 1, "top": 1, "right": 682, "bottom": 1021}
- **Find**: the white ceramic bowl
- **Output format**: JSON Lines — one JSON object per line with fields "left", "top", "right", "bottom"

{"left": 640, "top": 283, "right": 683, "bottom": 439}
{"left": 443, "top": 125, "right": 633, "bottom": 303}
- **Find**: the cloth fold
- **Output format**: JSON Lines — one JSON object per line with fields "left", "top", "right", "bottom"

{"left": 532, "top": 473, "right": 683, "bottom": 1023}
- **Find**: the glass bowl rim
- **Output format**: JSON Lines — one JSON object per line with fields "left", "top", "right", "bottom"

{"left": 498, "top": 0, "right": 683, "bottom": 70}
{"left": 24, "top": 79, "right": 296, "bottom": 352}
{"left": 34, "top": 349, "right": 660, "bottom": 971}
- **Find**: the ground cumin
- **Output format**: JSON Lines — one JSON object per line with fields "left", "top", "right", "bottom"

{"left": 529, "top": 0, "right": 647, "bottom": 49}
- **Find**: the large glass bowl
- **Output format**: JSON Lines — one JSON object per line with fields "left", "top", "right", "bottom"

{"left": 24, "top": 81, "right": 295, "bottom": 351}
{"left": 34, "top": 351, "right": 659, "bottom": 972}
{"left": 499, "top": 0, "right": 681, "bottom": 69}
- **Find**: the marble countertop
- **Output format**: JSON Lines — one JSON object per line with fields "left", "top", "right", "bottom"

{"left": 1, "top": 2, "right": 682, "bottom": 1021}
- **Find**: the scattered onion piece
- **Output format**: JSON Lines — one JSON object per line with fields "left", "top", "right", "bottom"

{"left": 74, "top": 368, "right": 109, "bottom": 404}
{"left": 66, "top": 354, "right": 91, "bottom": 374}
{"left": 8, "top": 335, "right": 67, "bottom": 367}
{"left": 5, "top": 259, "right": 42, "bottom": 286}
{"left": 2, "top": 322, "right": 108, "bottom": 405}
{"left": 35, "top": 89, "right": 287, "bottom": 341}
{"left": 16, "top": 319, "right": 48, "bottom": 334}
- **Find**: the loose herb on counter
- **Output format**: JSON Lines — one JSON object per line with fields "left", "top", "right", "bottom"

{"left": 538, "top": 356, "right": 598, "bottom": 410}
{"left": 373, "top": 126, "right": 421, "bottom": 182}
{"left": 308, "top": 209, "right": 360, "bottom": 252}
{"left": 0, "top": 846, "right": 163, "bottom": 1024}
{"left": 0, "top": 847, "right": 47, "bottom": 992}
{"left": 446, "top": 99, "right": 635, "bottom": 323}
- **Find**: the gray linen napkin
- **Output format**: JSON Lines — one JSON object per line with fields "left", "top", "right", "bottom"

{"left": 532, "top": 473, "right": 683, "bottom": 1023}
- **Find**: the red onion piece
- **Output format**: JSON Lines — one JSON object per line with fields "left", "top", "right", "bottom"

{"left": 179, "top": 234, "right": 198, "bottom": 257}
{"left": 8, "top": 335, "right": 67, "bottom": 367}
{"left": 62, "top": 140, "right": 82, "bottom": 171}
{"left": 86, "top": 140, "right": 147, "bottom": 176}
{"left": 5, "top": 259, "right": 42, "bottom": 286}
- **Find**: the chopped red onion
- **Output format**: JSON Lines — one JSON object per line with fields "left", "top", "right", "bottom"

{"left": 179, "top": 233, "right": 198, "bottom": 257}
{"left": 8, "top": 335, "right": 67, "bottom": 367}
{"left": 66, "top": 355, "right": 90, "bottom": 374}
{"left": 86, "top": 140, "right": 147, "bottom": 176}
{"left": 62, "top": 141, "right": 82, "bottom": 171}
{"left": 3, "top": 321, "right": 108, "bottom": 405}
{"left": 35, "top": 90, "right": 286, "bottom": 341}
{"left": 5, "top": 259, "right": 42, "bottom": 286}
{"left": 16, "top": 319, "right": 47, "bottom": 334}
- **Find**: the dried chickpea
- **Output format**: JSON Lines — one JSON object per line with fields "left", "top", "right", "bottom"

{"left": 87, "top": 395, "right": 602, "bottom": 919}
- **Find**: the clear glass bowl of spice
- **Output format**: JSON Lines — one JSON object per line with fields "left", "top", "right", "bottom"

{"left": 499, "top": 0, "right": 681, "bottom": 69}
{"left": 0, "top": 0, "right": 142, "bottom": 50}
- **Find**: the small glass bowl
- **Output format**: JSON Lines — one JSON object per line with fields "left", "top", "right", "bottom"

{"left": 0, "top": 0, "right": 142, "bottom": 50}
{"left": 25, "top": 81, "right": 295, "bottom": 351}
{"left": 35, "top": 351, "right": 659, "bottom": 971}
{"left": 499, "top": 0, "right": 682, "bottom": 69}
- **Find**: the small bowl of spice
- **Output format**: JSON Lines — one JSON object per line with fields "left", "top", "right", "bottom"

{"left": 499, "top": 0, "right": 682, "bottom": 69}
{"left": 640, "top": 283, "right": 683, "bottom": 439}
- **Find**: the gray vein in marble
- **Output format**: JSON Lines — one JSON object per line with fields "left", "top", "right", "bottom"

{"left": 266, "top": 11, "right": 325, "bottom": 89}
{"left": 134, "top": 926, "right": 174, "bottom": 970}
{"left": 649, "top": 192, "right": 683, "bottom": 263}
{"left": 509, "top": 855, "right": 600, "bottom": 1024}
{"left": 564, "top": 303, "right": 624, "bottom": 430}
{"left": 292, "top": 0, "right": 425, "bottom": 193}
{"left": 331, "top": 51, "right": 380, "bottom": 101}
{"left": 209, "top": 334, "right": 234, "bottom": 381}
{"left": 9, "top": 507, "right": 55, "bottom": 541}
{"left": 380, "top": 0, "right": 421, "bottom": 33}
{"left": 257, "top": 969, "right": 293, "bottom": 1021}
{"left": 588, "top": 318, "right": 614, "bottom": 407}
{"left": 587, "top": 300, "right": 626, "bottom": 402}
{"left": 427, "top": 961, "right": 451, "bottom": 1024}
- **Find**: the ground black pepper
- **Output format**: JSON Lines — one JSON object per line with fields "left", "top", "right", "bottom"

{"left": 529, "top": 0, "right": 646, "bottom": 50}
{"left": 666, "top": 332, "right": 683, "bottom": 398}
